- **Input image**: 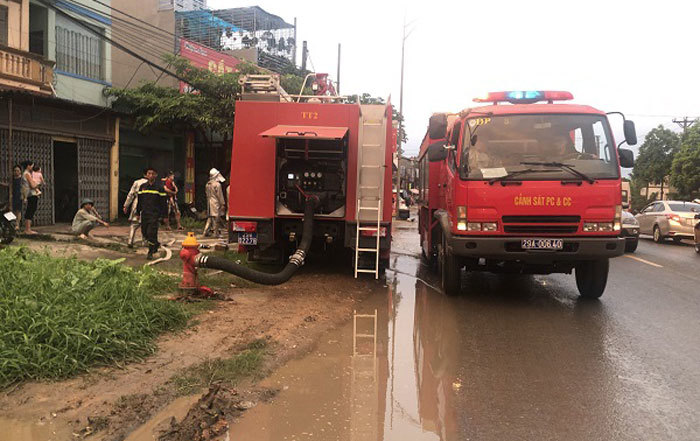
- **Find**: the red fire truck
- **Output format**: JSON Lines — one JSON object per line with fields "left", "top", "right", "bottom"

{"left": 417, "top": 91, "right": 637, "bottom": 298}
{"left": 227, "top": 91, "right": 394, "bottom": 278}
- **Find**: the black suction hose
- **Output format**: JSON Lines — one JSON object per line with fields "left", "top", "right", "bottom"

{"left": 195, "top": 196, "right": 319, "bottom": 285}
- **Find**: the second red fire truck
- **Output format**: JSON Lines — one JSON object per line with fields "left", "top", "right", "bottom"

{"left": 417, "top": 91, "right": 636, "bottom": 298}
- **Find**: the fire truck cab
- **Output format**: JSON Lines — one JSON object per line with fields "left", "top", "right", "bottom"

{"left": 418, "top": 91, "right": 637, "bottom": 298}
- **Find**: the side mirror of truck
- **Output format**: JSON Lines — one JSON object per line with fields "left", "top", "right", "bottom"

{"left": 624, "top": 120, "right": 637, "bottom": 146}
{"left": 427, "top": 141, "right": 448, "bottom": 162}
{"left": 428, "top": 113, "right": 448, "bottom": 140}
{"left": 619, "top": 148, "right": 634, "bottom": 168}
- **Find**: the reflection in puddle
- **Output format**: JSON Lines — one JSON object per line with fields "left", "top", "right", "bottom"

{"left": 231, "top": 253, "right": 457, "bottom": 441}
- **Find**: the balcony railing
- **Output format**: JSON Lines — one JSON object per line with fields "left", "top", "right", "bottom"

{"left": 0, "top": 44, "right": 54, "bottom": 95}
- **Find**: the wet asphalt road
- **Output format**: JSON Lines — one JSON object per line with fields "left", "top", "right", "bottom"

{"left": 232, "top": 226, "right": 700, "bottom": 441}
{"left": 433, "top": 236, "right": 700, "bottom": 441}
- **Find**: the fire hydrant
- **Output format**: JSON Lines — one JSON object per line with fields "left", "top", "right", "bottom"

{"left": 179, "top": 232, "right": 215, "bottom": 297}
{"left": 179, "top": 232, "right": 200, "bottom": 291}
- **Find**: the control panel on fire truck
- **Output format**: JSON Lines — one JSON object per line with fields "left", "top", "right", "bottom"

{"left": 275, "top": 137, "right": 347, "bottom": 216}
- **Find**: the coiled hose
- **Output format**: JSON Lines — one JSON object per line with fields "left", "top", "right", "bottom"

{"left": 195, "top": 196, "right": 319, "bottom": 285}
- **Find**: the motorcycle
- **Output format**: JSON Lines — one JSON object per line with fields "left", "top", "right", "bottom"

{"left": 0, "top": 182, "right": 17, "bottom": 245}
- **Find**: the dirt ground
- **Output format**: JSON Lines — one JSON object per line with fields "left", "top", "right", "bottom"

{"left": 0, "top": 233, "right": 387, "bottom": 441}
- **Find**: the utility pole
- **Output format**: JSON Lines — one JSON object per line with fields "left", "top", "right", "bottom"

{"left": 336, "top": 43, "right": 341, "bottom": 94}
{"left": 397, "top": 18, "right": 416, "bottom": 215}
{"left": 292, "top": 17, "right": 297, "bottom": 66}
{"left": 673, "top": 116, "right": 695, "bottom": 138}
{"left": 301, "top": 40, "right": 308, "bottom": 72}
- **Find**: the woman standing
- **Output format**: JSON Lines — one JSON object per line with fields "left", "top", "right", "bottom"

{"left": 21, "top": 160, "right": 39, "bottom": 234}
{"left": 12, "top": 165, "right": 23, "bottom": 230}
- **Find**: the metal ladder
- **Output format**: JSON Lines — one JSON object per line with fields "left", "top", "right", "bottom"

{"left": 354, "top": 105, "right": 387, "bottom": 279}
{"left": 350, "top": 309, "right": 378, "bottom": 440}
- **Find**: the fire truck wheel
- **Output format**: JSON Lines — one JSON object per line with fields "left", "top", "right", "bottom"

{"left": 575, "top": 259, "right": 609, "bottom": 299}
{"left": 439, "top": 235, "right": 461, "bottom": 296}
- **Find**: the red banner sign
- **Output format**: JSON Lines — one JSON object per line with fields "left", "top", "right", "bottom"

{"left": 179, "top": 39, "right": 242, "bottom": 93}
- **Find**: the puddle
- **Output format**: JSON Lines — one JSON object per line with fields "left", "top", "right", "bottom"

{"left": 230, "top": 246, "right": 458, "bottom": 441}
{"left": 124, "top": 394, "right": 201, "bottom": 441}
{"left": 0, "top": 416, "right": 71, "bottom": 441}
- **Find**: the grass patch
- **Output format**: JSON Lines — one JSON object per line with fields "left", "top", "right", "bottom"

{"left": 0, "top": 247, "right": 189, "bottom": 387}
{"left": 171, "top": 340, "right": 267, "bottom": 395}
{"left": 17, "top": 233, "right": 56, "bottom": 241}
{"left": 180, "top": 216, "right": 205, "bottom": 231}
{"left": 74, "top": 239, "right": 133, "bottom": 254}
{"left": 182, "top": 299, "right": 219, "bottom": 315}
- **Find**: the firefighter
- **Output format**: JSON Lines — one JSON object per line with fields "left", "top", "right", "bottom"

{"left": 123, "top": 170, "right": 148, "bottom": 248}
{"left": 203, "top": 168, "right": 226, "bottom": 237}
{"left": 137, "top": 167, "right": 168, "bottom": 260}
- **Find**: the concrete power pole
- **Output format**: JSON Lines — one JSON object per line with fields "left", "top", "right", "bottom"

{"left": 301, "top": 41, "right": 308, "bottom": 72}
{"left": 336, "top": 43, "right": 341, "bottom": 94}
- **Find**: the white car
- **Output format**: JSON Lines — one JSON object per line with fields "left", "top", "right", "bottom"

{"left": 635, "top": 200, "right": 700, "bottom": 243}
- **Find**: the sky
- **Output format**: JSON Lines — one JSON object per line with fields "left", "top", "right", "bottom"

{"left": 209, "top": 0, "right": 700, "bottom": 157}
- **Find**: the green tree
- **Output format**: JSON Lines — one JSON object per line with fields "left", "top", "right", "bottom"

{"left": 632, "top": 125, "right": 679, "bottom": 199}
{"left": 107, "top": 55, "right": 261, "bottom": 137}
{"left": 107, "top": 55, "right": 310, "bottom": 137}
{"left": 670, "top": 123, "right": 700, "bottom": 200}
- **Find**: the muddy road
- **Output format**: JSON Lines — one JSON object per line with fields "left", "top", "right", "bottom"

{"left": 2, "top": 221, "right": 699, "bottom": 440}
{"left": 229, "top": 224, "right": 700, "bottom": 441}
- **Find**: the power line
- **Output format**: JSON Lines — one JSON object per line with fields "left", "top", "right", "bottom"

{"left": 87, "top": 0, "right": 179, "bottom": 39}
{"left": 57, "top": 1, "right": 176, "bottom": 59}
{"left": 673, "top": 117, "right": 695, "bottom": 135}
{"left": 63, "top": 0, "right": 175, "bottom": 46}
{"left": 38, "top": 0, "right": 185, "bottom": 83}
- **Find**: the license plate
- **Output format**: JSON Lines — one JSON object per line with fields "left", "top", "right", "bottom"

{"left": 3, "top": 212, "right": 16, "bottom": 222}
{"left": 238, "top": 232, "right": 257, "bottom": 245}
{"left": 521, "top": 238, "right": 563, "bottom": 250}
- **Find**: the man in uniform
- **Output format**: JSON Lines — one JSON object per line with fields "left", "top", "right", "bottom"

{"left": 137, "top": 167, "right": 168, "bottom": 260}
{"left": 123, "top": 169, "right": 148, "bottom": 248}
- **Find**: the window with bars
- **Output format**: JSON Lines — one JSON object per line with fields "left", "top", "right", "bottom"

{"left": 55, "top": 23, "right": 104, "bottom": 81}
{"left": 0, "top": 6, "right": 8, "bottom": 46}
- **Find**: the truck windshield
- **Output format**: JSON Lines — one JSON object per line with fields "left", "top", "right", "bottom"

{"left": 460, "top": 114, "right": 619, "bottom": 181}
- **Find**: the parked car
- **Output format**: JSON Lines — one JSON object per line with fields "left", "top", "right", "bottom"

{"left": 621, "top": 210, "right": 639, "bottom": 252}
{"left": 635, "top": 200, "right": 700, "bottom": 243}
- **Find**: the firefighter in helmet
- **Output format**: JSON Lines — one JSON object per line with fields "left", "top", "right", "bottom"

{"left": 203, "top": 168, "right": 226, "bottom": 237}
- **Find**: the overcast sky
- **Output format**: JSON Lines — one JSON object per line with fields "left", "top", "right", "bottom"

{"left": 210, "top": 0, "right": 699, "bottom": 157}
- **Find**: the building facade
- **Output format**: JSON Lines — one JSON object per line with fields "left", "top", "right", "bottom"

{"left": 0, "top": 0, "right": 117, "bottom": 225}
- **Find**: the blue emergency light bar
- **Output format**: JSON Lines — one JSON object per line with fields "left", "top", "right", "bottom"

{"left": 473, "top": 90, "right": 574, "bottom": 104}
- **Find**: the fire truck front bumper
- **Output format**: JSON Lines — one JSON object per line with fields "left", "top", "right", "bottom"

{"left": 446, "top": 235, "right": 626, "bottom": 262}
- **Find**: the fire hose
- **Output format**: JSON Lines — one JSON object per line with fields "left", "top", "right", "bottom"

{"left": 194, "top": 196, "right": 320, "bottom": 285}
